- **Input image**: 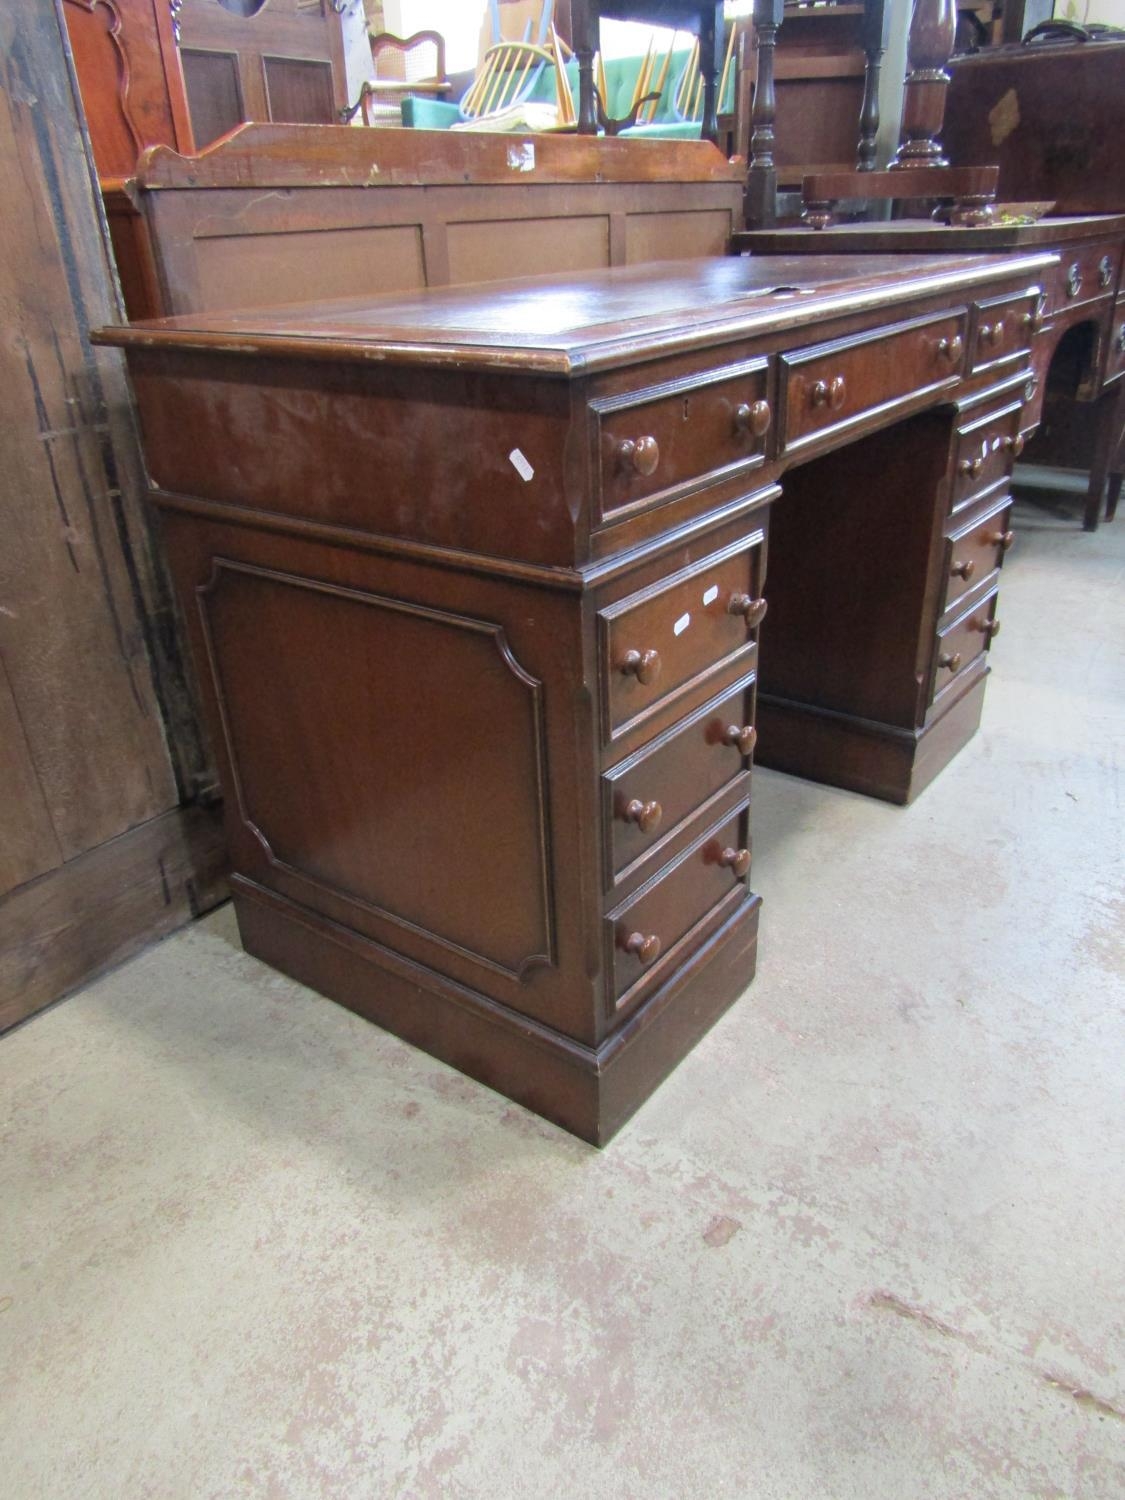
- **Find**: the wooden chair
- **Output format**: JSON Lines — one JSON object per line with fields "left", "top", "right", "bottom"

{"left": 459, "top": 40, "right": 555, "bottom": 122}
{"left": 343, "top": 30, "right": 450, "bottom": 127}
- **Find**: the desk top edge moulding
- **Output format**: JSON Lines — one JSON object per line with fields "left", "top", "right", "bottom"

{"left": 93, "top": 247, "right": 1055, "bottom": 1144}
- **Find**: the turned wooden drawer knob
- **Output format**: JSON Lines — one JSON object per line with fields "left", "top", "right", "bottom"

{"left": 974, "top": 616, "right": 1001, "bottom": 639}
{"left": 616, "top": 435, "right": 660, "bottom": 477}
{"left": 959, "top": 455, "right": 984, "bottom": 479}
{"left": 1098, "top": 254, "right": 1114, "bottom": 289}
{"left": 950, "top": 557, "right": 975, "bottom": 581}
{"left": 723, "top": 723, "right": 757, "bottom": 757}
{"left": 619, "top": 647, "right": 662, "bottom": 685}
{"left": 719, "top": 846, "right": 751, "bottom": 879}
{"left": 979, "top": 321, "right": 1004, "bottom": 349}
{"left": 623, "top": 797, "right": 662, "bottom": 834}
{"left": 1066, "top": 262, "right": 1082, "bottom": 298}
{"left": 1022, "top": 307, "right": 1045, "bottom": 336}
{"left": 623, "top": 931, "right": 661, "bottom": 966}
{"left": 939, "top": 651, "right": 962, "bottom": 673}
{"left": 938, "top": 334, "right": 964, "bottom": 361}
{"left": 734, "top": 399, "right": 771, "bottom": 438}
{"left": 727, "top": 593, "right": 768, "bottom": 628}
{"left": 1005, "top": 433, "right": 1025, "bottom": 457}
{"left": 811, "top": 375, "right": 846, "bottom": 410}
{"left": 987, "top": 529, "right": 1015, "bottom": 551}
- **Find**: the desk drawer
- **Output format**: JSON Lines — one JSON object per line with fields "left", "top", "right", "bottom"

{"left": 943, "top": 497, "right": 1013, "bottom": 615}
{"left": 607, "top": 803, "right": 750, "bottom": 1012}
{"left": 600, "top": 533, "right": 765, "bottom": 740}
{"left": 592, "top": 357, "right": 771, "bottom": 521}
{"left": 950, "top": 399, "right": 1022, "bottom": 513}
{"left": 931, "top": 586, "right": 1000, "bottom": 702}
{"left": 1105, "top": 299, "right": 1125, "bottom": 385}
{"left": 969, "top": 289, "right": 1039, "bottom": 374}
{"left": 1048, "top": 240, "right": 1121, "bottom": 315}
{"left": 780, "top": 310, "right": 966, "bottom": 453}
{"left": 603, "top": 677, "right": 756, "bottom": 884}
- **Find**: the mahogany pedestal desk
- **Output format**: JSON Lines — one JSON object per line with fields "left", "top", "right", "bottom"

{"left": 95, "top": 250, "right": 1052, "bottom": 1144}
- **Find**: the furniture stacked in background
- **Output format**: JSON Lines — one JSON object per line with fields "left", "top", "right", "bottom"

{"left": 175, "top": 0, "right": 355, "bottom": 147}
{"left": 345, "top": 29, "right": 450, "bottom": 126}
{"left": 737, "top": 2, "right": 1125, "bottom": 530}
{"left": 96, "top": 246, "right": 1051, "bottom": 1140}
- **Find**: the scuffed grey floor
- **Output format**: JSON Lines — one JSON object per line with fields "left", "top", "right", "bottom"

{"left": 2, "top": 497, "right": 1123, "bottom": 1500}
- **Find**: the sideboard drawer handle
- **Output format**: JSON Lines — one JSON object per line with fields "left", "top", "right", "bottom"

{"left": 718, "top": 847, "right": 751, "bottom": 879}
{"left": 938, "top": 334, "right": 964, "bottom": 362}
{"left": 727, "top": 593, "right": 768, "bottom": 628}
{"left": 811, "top": 375, "right": 846, "bottom": 410}
{"left": 623, "top": 798, "right": 662, "bottom": 834}
{"left": 734, "top": 398, "right": 772, "bottom": 438}
{"left": 723, "top": 723, "right": 757, "bottom": 757}
{"left": 974, "top": 617, "right": 1002, "bottom": 640}
{"left": 1098, "top": 254, "right": 1114, "bottom": 289}
{"left": 939, "top": 651, "right": 962, "bottom": 673}
{"left": 623, "top": 931, "right": 661, "bottom": 966}
{"left": 950, "top": 557, "right": 975, "bottom": 581}
{"left": 616, "top": 435, "right": 660, "bottom": 476}
{"left": 619, "top": 648, "right": 662, "bottom": 685}
{"left": 1117, "top": 324, "right": 1125, "bottom": 356}
{"left": 987, "top": 529, "right": 1015, "bottom": 552}
{"left": 1066, "top": 262, "right": 1082, "bottom": 298}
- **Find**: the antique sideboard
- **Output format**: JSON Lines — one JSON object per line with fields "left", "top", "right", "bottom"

{"left": 94, "top": 248, "right": 1053, "bottom": 1143}
{"left": 734, "top": 217, "right": 1125, "bottom": 530}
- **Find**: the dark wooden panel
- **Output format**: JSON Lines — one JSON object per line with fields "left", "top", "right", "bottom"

{"left": 199, "top": 560, "right": 554, "bottom": 982}
{"left": 0, "top": 655, "right": 62, "bottom": 898}
{"left": 262, "top": 55, "right": 336, "bottom": 125}
{"left": 0, "top": 804, "right": 228, "bottom": 1034}
{"left": 760, "top": 410, "right": 951, "bottom": 730}
{"left": 180, "top": 48, "right": 244, "bottom": 148}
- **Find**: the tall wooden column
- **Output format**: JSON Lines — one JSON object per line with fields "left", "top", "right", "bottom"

{"left": 890, "top": 0, "right": 956, "bottom": 169}
{"left": 745, "top": 0, "right": 784, "bottom": 229}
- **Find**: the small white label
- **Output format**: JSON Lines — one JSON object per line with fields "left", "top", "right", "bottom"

{"left": 673, "top": 612, "right": 691, "bottom": 637}
{"left": 702, "top": 584, "right": 719, "bottom": 607}
{"left": 507, "top": 142, "right": 535, "bottom": 173}
{"left": 509, "top": 448, "right": 534, "bottom": 482}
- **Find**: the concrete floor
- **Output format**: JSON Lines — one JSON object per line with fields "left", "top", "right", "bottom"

{"left": 2, "top": 496, "right": 1123, "bottom": 1499}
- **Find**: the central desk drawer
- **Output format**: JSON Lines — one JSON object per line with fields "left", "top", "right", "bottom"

{"left": 780, "top": 310, "right": 967, "bottom": 454}
{"left": 600, "top": 533, "right": 766, "bottom": 741}
{"left": 592, "top": 357, "right": 771, "bottom": 522}
{"left": 603, "top": 676, "right": 756, "bottom": 884}
{"left": 607, "top": 802, "right": 750, "bottom": 1013}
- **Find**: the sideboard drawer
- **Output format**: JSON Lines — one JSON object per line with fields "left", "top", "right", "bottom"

{"left": 780, "top": 310, "right": 966, "bottom": 454}
{"left": 607, "top": 803, "right": 750, "bottom": 1012}
{"left": 1048, "top": 240, "right": 1122, "bottom": 315}
{"left": 600, "top": 533, "right": 766, "bottom": 740}
{"left": 943, "top": 497, "right": 1013, "bottom": 615}
{"left": 950, "top": 398, "right": 1022, "bottom": 514}
{"left": 931, "top": 586, "right": 1000, "bottom": 702}
{"left": 592, "top": 356, "right": 771, "bottom": 522}
{"left": 968, "top": 288, "right": 1039, "bottom": 374}
{"left": 603, "top": 676, "right": 756, "bottom": 885}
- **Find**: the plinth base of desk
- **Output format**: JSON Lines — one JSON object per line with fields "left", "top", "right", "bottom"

{"left": 755, "top": 670, "right": 988, "bottom": 805}
{"left": 231, "top": 874, "right": 760, "bottom": 1147}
